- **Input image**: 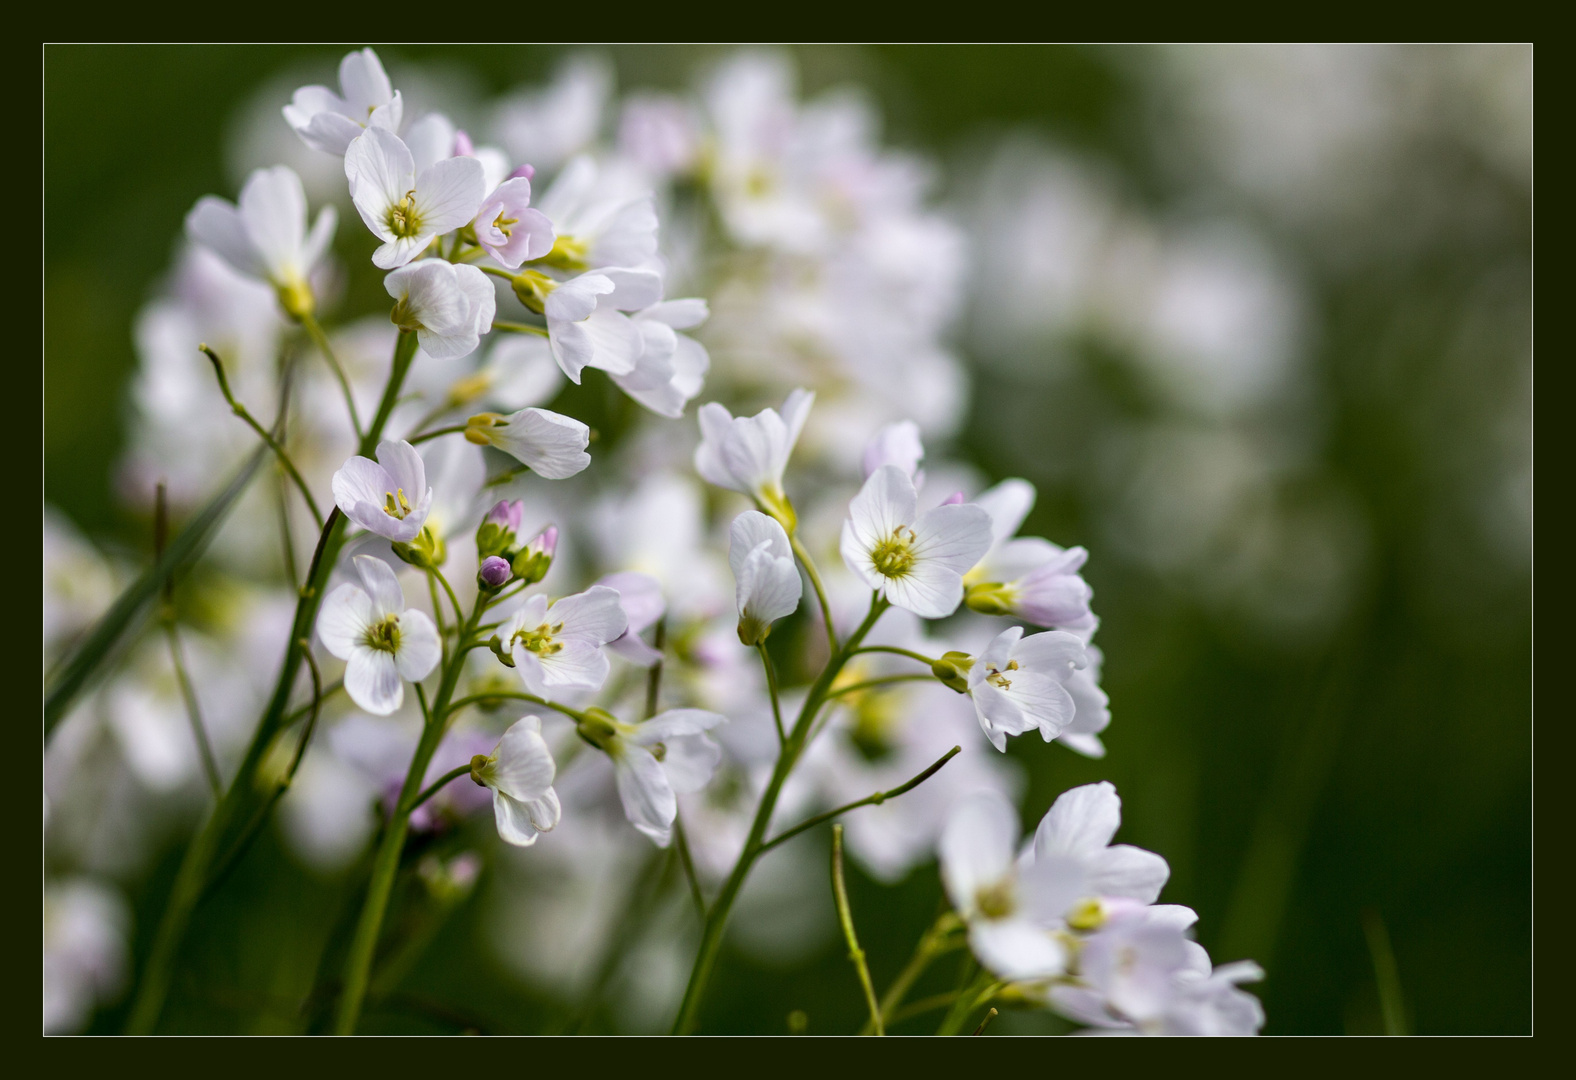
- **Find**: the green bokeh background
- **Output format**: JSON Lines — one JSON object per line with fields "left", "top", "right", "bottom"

{"left": 44, "top": 44, "right": 1530, "bottom": 1035}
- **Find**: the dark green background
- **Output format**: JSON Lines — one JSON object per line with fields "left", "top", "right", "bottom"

{"left": 44, "top": 44, "right": 1530, "bottom": 1034}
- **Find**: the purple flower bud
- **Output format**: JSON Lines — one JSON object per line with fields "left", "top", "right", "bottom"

{"left": 941, "top": 491, "right": 966, "bottom": 505}
{"left": 453, "top": 129, "right": 475, "bottom": 157}
{"left": 485, "top": 499, "right": 524, "bottom": 533}
{"left": 512, "top": 525, "right": 558, "bottom": 585}
{"left": 479, "top": 556, "right": 512, "bottom": 589}
{"left": 529, "top": 525, "right": 558, "bottom": 559}
{"left": 508, "top": 162, "right": 536, "bottom": 181}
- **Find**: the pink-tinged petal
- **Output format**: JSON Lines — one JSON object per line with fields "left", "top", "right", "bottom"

{"left": 375, "top": 440, "right": 427, "bottom": 504}
{"left": 393, "top": 609, "right": 441, "bottom": 682}
{"left": 345, "top": 647, "right": 402, "bottom": 716}
{"left": 593, "top": 572, "right": 665, "bottom": 634}
{"left": 1034, "top": 781, "right": 1122, "bottom": 859}
{"left": 317, "top": 584, "right": 372, "bottom": 660}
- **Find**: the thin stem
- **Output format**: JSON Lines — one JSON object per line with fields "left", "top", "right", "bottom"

{"left": 427, "top": 575, "right": 449, "bottom": 667}
{"left": 972, "top": 1008, "right": 999, "bottom": 1036}
{"left": 935, "top": 970, "right": 997, "bottom": 1036}
{"left": 673, "top": 815, "right": 706, "bottom": 920}
{"left": 825, "top": 673, "right": 936, "bottom": 699}
{"left": 831, "top": 825, "right": 883, "bottom": 1036}
{"left": 478, "top": 265, "right": 515, "bottom": 281}
{"left": 202, "top": 346, "right": 324, "bottom": 527}
{"left": 430, "top": 568, "right": 466, "bottom": 628}
{"left": 671, "top": 595, "right": 889, "bottom": 1034}
{"left": 758, "top": 643, "right": 786, "bottom": 747}
{"left": 492, "top": 320, "right": 549, "bottom": 337}
{"left": 760, "top": 746, "right": 960, "bottom": 854}
{"left": 789, "top": 533, "right": 838, "bottom": 652}
{"left": 1363, "top": 908, "right": 1410, "bottom": 1036}
{"left": 484, "top": 464, "right": 533, "bottom": 488}
{"left": 128, "top": 334, "right": 417, "bottom": 1034}
{"left": 163, "top": 622, "right": 222, "bottom": 798}
{"left": 276, "top": 472, "right": 300, "bottom": 589}
{"left": 645, "top": 618, "right": 667, "bottom": 720}
{"left": 864, "top": 911, "right": 965, "bottom": 1034}
{"left": 282, "top": 679, "right": 342, "bottom": 728}
{"left": 887, "top": 991, "right": 962, "bottom": 1026}
{"left": 409, "top": 763, "right": 473, "bottom": 815}
{"left": 446, "top": 691, "right": 591, "bottom": 725}
{"left": 851, "top": 645, "right": 938, "bottom": 666}
{"left": 301, "top": 313, "right": 363, "bottom": 442}
{"left": 410, "top": 424, "right": 469, "bottom": 445}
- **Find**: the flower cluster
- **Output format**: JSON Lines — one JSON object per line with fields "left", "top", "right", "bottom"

{"left": 45, "top": 47, "right": 1264, "bottom": 1036}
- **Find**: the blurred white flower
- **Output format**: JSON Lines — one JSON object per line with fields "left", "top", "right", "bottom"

{"left": 317, "top": 555, "right": 441, "bottom": 715}
{"left": 346, "top": 127, "right": 486, "bottom": 269}
{"left": 694, "top": 389, "right": 814, "bottom": 522}
{"left": 185, "top": 165, "right": 336, "bottom": 313}
{"left": 472, "top": 715, "right": 562, "bottom": 846}
{"left": 45, "top": 879, "right": 129, "bottom": 1034}
{"left": 729, "top": 510, "right": 801, "bottom": 645}
{"left": 283, "top": 47, "right": 403, "bottom": 155}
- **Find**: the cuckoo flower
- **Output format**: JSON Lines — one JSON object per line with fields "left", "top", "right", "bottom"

{"left": 469, "top": 715, "right": 561, "bottom": 847}
{"left": 1031, "top": 782, "right": 1171, "bottom": 917}
{"left": 499, "top": 586, "right": 626, "bottom": 696}
{"left": 283, "top": 47, "right": 403, "bottom": 155}
{"left": 331, "top": 440, "right": 433, "bottom": 543}
{"left": 513, "top": 268, "right": 662, "bottom": 383}
{"left": 463, "top": 407, "right": 590, "bottom": 479}
{"left": 346, "top": 127, "right": 486, "bottom": 269}
{"left": 729, "top": 511, "right": 801, "bottom": 645}
{"left": 594, "top": 571, "right": 666, "bottom": 667}
{"left": 474, "top": 177, "right": 555, "bottom": 269}
{"left": 862, "top": 420, "right": 925, "bottom": 484}
{"left": 612, "top": 299, "right": 711, "bottom": 418}
{"left": 533, "top": 155, "right": 661, "bottom": 271}
{"left": 577, "top": 708, "right": 726, "bottom": 847}
{"left": 317, "top": 555, "right": 440, "bottom": 716}
{"left": 966, "top": 626, "right": 1088, "bottom": 752}
{"left": 939, "top": 793, "right": 1085, "bottom": 982}
{"left": 385, "top": 260, "right": 495, "bottom": 360}
{"left": 694, "top": 388, "right": 815, "bottom": 527}
{"left": 184, "top": 166, "right": 336, "bottom": 317}
{"left": 840, "top": 465, "right": 992, "bottom": 619}
{"left": 963, "top": 479, "right": 1095, "bottom": 631}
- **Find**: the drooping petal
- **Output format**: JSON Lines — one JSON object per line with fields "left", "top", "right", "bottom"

{"left": 493, "top": 790, "right": 546, "bottom": 846}
{"left": 613, "top": 746, "right": 677, "bottom": 846}
{"left": 317, "top": 584, "right": 372, "bottom": 660}
{"left": 345, "top": 647, "right": 403, "bottom": 716}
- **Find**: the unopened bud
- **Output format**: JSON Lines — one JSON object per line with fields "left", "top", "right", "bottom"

{"left": 392, "top": 524, "right": 446, "bottom": 570}
{"left": 575, "top": 707, "right": 620, "bottom": 751}
{"left": 453, "top": 130, "right": 475, "bottom": 157}
{"left": 941, "top": 491, "right": 966, "bottom": 506}
{"left": 512, "top": 525, "right": 558, "bottom": 585}
{"left": 509, "top": 163, "right": 536, "bottom": 181}
{"left": 478, "top": 555, "right": 512, "bottom": 590}
{"left": 931, "top": 651, "right": 974, "bottom": 694}
{"left": 964, "top": 582, "right": 1016, "bottom": 617}
{"left": 476, "top": 499, "right": 524, "bottom": 559}
{"left": 465, "top": 412, "right": 504, "bottom": 446}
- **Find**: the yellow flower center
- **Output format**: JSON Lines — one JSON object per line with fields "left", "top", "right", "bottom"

{"left": 976, "top": 879, "right": 1016, "bottom": 920}
{"left": 363, "top": 613, "right": 401, "bottom": 654}
{"left": 512, "top": 621, "right": 565, "bottom": 656}
{"left": 870, "top": 526, "right": 918, "bottom": 578}
{"left": 383, "top": 488, "right": 414, "bottom": 520}
{"left": 386, "top": 191, "right": 423, "bottom": 238}
{"left": 490, "top": 209, "right": 519, "bottom": 238}
{"left": 986, "top": 660, "right": 1020, "bottom": 690}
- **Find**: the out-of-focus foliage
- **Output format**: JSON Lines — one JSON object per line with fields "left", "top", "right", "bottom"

{"left": 44, "top": 44, "right": 1529, "bottom": 1034}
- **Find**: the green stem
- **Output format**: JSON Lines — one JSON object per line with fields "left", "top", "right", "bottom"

{"left": 758, "top": 643, "right": 786, "bottom": 746}
{"left": 202, "top": 345, "right": 323, "bottom": 527}
{"left": 824, "top": 673, "right": 936, "bottom": 699}
{"left": 409, "top": 763, "right": 473, "bottom": 815}
{"left": 673, "top": 815, "right": 706, "bottom": 919}
{"left": 759, "top": 746, "right": 960, "bottom": 854}
{"left": 862, "top": 911, "right": 964, "bottom": 1034}
{"left": 492, "top": 320, "right": 549, "bottom": 337}
{"left": 789, "top": 533, "right": 838, "bottom": 652}
{"left": 671, "top": 595, "right": 888, "bottom": 1034}
{"left": 410, "top": 424, "right": 469, "bottom": 445}
{"left": 301, "top": 313, "right": 363, "bottom": 442}
{"left": 831, "top": 825, "right": 883, "bottom": 1035}
{"left": 163, "top": 620, "right": 221, "bottom": 798}
{"left": 334, "top": 591, "right": 487, "bottom": 1034}
{"left": 446, "top": 690, "right": 591, "bottom": 725}
{"left": 851, "top": 645, "right": 938, "bottom": 666}
{"left": 126, "top": 333, "right": 418, "bottom": 1035}
{"left": 935, "top": 971, "right": 997, "bottom": 1036}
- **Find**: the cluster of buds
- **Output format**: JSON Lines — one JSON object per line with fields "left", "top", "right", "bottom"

{"left": 474, "top": 500, "right": 558, "bottom": 592}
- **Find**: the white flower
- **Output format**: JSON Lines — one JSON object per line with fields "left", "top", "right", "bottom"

{"left": 317, "top": 555, "right": 441, "bottom": 716}
{"left": 964, "top": 479, "right": 1095, "bottom": 631}
{"left": 331, "top": 440, "right": 433, "bottom": 543}
{"left": 530, "top": 267, "right": 663, "bottom": 382}
{"left": 473, "top": 176, "right": 555, "bottom": 269}
{"left": 1048, "top": 907, "right": 1265, "bottom": 1035}
{"left": 694, "top": 388, "right": 815, "bottom": 520}
{"left": 533, "top": 155, "right": 660, "bottom": 271}
{"left": 470, "top": 715, "right": 561, "bottom": 847}
{"left": 1031, "top": 782, "right": 1170, "bottom": 909}
{"left": 939, "top": 793, "right": 1082, "bottom": 981}
{"left": 500, "top": 586, "right": 627, "bottom": 695}
{"left": 966, "top": 625, "right": 1088, "bottom": 751}
{"left": 840, "top": 465, "right": 993, "bottom": 618}
{"left": 611, "top": 299, "right": 711, "bottom": 418}
{"left": 385, "top": 260, "right": 495, "bottom": 360}
{"left": 184, "top": 166, "right": 336, "bottom": 313}
{"left": 862, "top": 420, "right": 924, "bottom": 483}
{"left": 463, "top": 407, "right": 591, "bottom": 479}
{"left": 346, "top": 127, "right": 486, "bottom": 269}
{"left": 598, "top": 709, "right": 726, "bottom": 847}
{"left": 729, "top": 511, "right": 801, "bottom": 645}
{"left": 283, "top": 47, "right": 403, "bottom": 155}
{"left": 1055, "top": 642, "right": 1112, "bottom": 759}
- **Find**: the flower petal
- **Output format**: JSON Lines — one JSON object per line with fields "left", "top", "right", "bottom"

{"left": 345, "top": 647, "right": 402, "bottom": 716}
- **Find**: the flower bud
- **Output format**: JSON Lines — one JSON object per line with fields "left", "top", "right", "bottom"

{"left": 509, "top": 163, "right": 536, "bottom": 181}
{"left": 930, "top": 650, "right": 974, "bottom": 694}
{"left": 478, "top": 555, "right": 512, "bottom": 590}
{"left": 476, "top": 499, "right": 524, "bottom": 559}
{"left": 940, "top": 491, "right": 966, "bottom": 506}
{"left": 511, "top": 525, "right": 558, "bottom": 585}
{"left": 575, "top": 707, "right": 620, "bottom": 751}
{"left": 453, "top": 129, "right": 475, "bottom": 157}
{"left": 510, "top": 269, "right": 555, "bottom": 314}
{"left": 964, "top": 581, "right": 1016, "bottom": 617}
{"left": 487, "top": 634, "right": 516, "bottom": 668}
